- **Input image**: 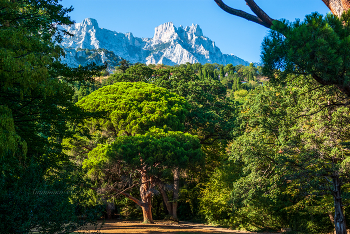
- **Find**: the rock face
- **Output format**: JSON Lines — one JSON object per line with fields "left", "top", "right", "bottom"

{"left": 62, "top": 47, "right": 122, "bottom": 71}
{"left": 59, "top": 18, "right": 250, "bottom": 67}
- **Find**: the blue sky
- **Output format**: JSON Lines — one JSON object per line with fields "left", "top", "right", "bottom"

{"left": 60, "top": 0, "right": 330, "bottom": 63}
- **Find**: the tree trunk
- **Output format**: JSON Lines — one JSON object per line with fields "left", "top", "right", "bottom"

{"left": 158, "top": 182, "right": 173, "bottom": 216}
{"left": 332, "top": 175, "right": 347, "bottom": 234}
{"left": 172, "top": 168, "right": 180, "bottom": 221}
{"left": 329, "top": 212, "right": 335, "bottom": 224}
{"left": 141, "top": 203, "right": 153, "bottom": 223}
{"left": 140, "top": 170, "right": 154, "bottom": 223}
{"left": 119, "top": 190, "right": 153, "bottom": 223}
{"left": 322, "top": 0, "right": 350, "bottom": 18}
{"left": 106, "top": 202, "right": 115, "bottom": 219}
{"left": 118, "top": 168, "right": 155, "bottom": 223}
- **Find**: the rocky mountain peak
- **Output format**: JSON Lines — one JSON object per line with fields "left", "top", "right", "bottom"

{"left": 152, "top": 22, "right": 204, "bottom": 43}
{"left": 80, "top": 18, "right": 99, "bottom": 28}
{"left": 186, "top": 23, "right": 203, "bottom": 37}
{"left": 153, "top": 22, "right": 178, "bottom": 43}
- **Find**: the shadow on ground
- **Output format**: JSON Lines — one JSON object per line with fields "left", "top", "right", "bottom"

{"left": 77, "top": 220, "right": 280, "bottom": 234}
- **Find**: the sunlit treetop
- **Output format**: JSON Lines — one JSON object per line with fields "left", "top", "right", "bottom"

{"left": 77, "top": 82, "right": 189, "bottom": 136}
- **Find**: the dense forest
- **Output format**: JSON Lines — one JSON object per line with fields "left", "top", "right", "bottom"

{"left": 2, "top": 1, "right": 350, "bottom": 234}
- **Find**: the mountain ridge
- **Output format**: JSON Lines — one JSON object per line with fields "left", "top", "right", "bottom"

{"left": 59, "top": 18, "right": 251, "bottom": 67}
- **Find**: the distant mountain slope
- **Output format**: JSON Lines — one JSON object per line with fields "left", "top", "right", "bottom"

{"left": 63, "top": 47, "right": 122, "bottom": 71}
{"left": 59, "top": 18, "right": 250, "bottom": 67}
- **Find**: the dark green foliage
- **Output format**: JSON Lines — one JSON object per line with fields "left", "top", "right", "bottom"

{"left": 9, "top": 3, "right": 350, "bottom": 230}
{"left": 220, "top": 63, "right": 262, "bottom": 93}
{"left": 225, "top": 74, "right": 349, "bottom": 233}
{"left": 72, "top": 81, "right": 102, "bottom": 103}
{"left": 224, "top": 63, "right": 235, "bottom": 74}
{"left": 97, "top": 63, "right": 237, "bottom": 145}
{"left": 259, "top": 12, "right": 350, "bottom": 232}
{"left": 100, "top": 63, "right": 239, "bottom": 222}
{"left": 54, "top": 9, "right": 350, "bottom": 233}
{"left": 0, "top": 162, "right": 103, "bottom": 233}
{"left": 177, "top": 180, "right": 203, "bottom": 221}
{"left": 116, "top": 195, "right": 143, "bottom": 220}
{"left": 0, "top": 1, "right": 106, "bottom": 232}
{"left": 262, "top": 11, "right": 350, "bottom": 95}
{"left": 200, "top": 160, "right": 237, "bottom": 228}
{"left": 201, "top": 75, "right": 342, "bottom": 232}
{"left": 66, "top": 76, "right": 206, "bottom": 222}
{"left": 64, "top": 81, "right": 189, "bottom": 171}
{"left": 84, "top": 130, "right": 204, "bottom": 178}
{"left": 82, "top": 129, "right": 204, "bottom": 222}
{"left": 116, "top": 59, "right": 131, "bottom": 72}
{"left": 106, "top": 63, "right": 154, "bottom": 84}
{"left": 152, "top": 66, "right": 236, "bottom": 144}
{"left": 201, "top": 63, "right": 217, "bottom": 79}
{"left": 199, "top": 11, "right": 350, "bottom": 233}
{"left": 219, "top": 66, "right": 225, "bottom": 80}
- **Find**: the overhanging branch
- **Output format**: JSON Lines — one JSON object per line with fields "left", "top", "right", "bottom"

{"left": 245, "top": 0, "right": 274, "bottom": 26}
{"left": 214, "top": 0, "right": 275, "bottom": 28}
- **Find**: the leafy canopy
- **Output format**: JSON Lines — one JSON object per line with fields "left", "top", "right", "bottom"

{"left": 228, "top": 74, "right": 349, "bottom": 233}
{"left": 263, "top": 11, "right": 350, "bottom": 95}
{"left": 83, "top": 130, "right": 204, "bottom": 179}
{"left": 77, "top": 82, "right": 189, "bottom": 136}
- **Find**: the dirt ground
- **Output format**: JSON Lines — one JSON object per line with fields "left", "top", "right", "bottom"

{"left": 78, "top": 220, "right": 280, "bottom": 234}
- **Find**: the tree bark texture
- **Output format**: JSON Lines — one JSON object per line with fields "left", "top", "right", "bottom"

{"left": 172, "top": 168, "right": 180, "bottom": 220}
{"left": 119, "top": 169, "right": 154, "bottom": 223}
{"left": 245, "top": 0, "right": 274, "bottom": 26}
{"left": 140, "top": 169, "right": 154, "bottom": 223}
{"left": 329, "top": 212, "right": 335, "bottom": 224}
{"left": 322, "top": 0, "right": 350, "bottom": 18}
{"left": 119, "top": 190, "right": 153, "bottom": 223}
{"left": 332, "top": 175, "right": 347, "bottom": 234}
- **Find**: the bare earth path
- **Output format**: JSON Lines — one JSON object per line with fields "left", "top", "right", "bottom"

{"left": 79, "top": 220, "right": 279, "bottom": 234}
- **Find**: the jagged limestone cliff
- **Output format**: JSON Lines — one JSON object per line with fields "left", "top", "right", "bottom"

{"left": 59, "top": 18, "right": 250, "bottom": 67}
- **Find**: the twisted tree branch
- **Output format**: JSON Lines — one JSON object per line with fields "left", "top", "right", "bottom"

{"left": 214, "top": 0, "right": 275, "bottom": 28}
{"left": 245, "top": 0, "right": 274, "bottom": 26}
